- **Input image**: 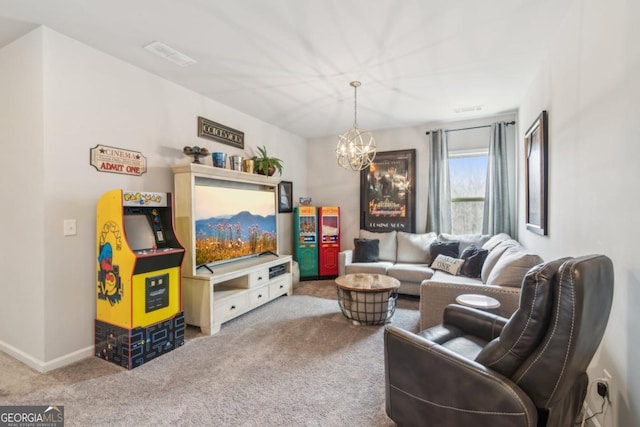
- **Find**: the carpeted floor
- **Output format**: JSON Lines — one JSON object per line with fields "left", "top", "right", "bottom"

{"left": 0, "top": 280, "right": 420, "bottom": 426}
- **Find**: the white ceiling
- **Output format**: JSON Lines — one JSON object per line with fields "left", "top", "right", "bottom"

{"left": 0, "top": 0, "right": 571, "bottom": 139}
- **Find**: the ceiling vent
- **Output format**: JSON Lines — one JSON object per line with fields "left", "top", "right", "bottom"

{"left": 453, "top": 105, "right": 483, "bottom": 114}
{"left": 144, "top": 41, "right": 196, "bottom": 67}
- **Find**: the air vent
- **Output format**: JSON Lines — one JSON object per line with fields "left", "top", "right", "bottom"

{"left": 453, "top": 105, "right": 483, "bottom": 114}
{"left": 144, "top": 41, "right": 196, "bottom": 67}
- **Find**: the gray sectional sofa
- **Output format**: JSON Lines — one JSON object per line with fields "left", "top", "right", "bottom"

{"left": 338, "top": 230, "right": 543, "bottom": 330}
{"left": 339, "top": 229, "right": 439, "bottom": 296}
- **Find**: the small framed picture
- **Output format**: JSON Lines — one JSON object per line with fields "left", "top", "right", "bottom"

{"left": 278, "top": 181, "right": 293, "bottom": 213}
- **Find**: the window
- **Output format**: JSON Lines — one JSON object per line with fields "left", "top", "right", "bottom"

{"left": 449, "top": 151, "right": 488, "bottom": 234}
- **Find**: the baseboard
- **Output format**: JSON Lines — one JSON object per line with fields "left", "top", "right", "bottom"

{"left": 0, "top": 340, "right": 94, "bottom": 373}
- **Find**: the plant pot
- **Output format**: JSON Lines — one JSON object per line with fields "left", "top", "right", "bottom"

{"left": 257, "top": 166, "right": 276, "bottom": 176}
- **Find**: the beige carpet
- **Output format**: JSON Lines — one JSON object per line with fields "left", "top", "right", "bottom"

{"left": 0, "top": 280, "right": 420, "bottom": 426}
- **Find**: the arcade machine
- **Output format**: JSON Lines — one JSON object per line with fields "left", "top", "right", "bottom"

{"left": 318, "top": 206, "right": 340, "bottom": 278}
{"left": 95, "top": 189, "right": 185, "bottom": 369}
{"left": 293, "top": 206, "right": 318, "bottom": 279}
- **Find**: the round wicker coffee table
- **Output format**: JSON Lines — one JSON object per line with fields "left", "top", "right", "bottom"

{"left": 335, "top": 273, "right": 401, "bottom": 325}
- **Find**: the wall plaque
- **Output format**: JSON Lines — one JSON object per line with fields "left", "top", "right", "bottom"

{"left": 197, "top": 116, "right": 244, "bottom": 149}
{"left": 90, "top": 145, "right": 147, "bottom": 176}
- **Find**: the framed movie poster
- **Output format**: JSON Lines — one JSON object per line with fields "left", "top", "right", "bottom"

{"left": 524, "top": 111, "right": 548, "bottom": 235}
{"left": 360, "top": 149, "right": 416, "bottom": 232}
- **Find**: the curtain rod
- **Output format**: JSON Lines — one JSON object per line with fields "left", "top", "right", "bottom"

{"left": 425, "top": 121, "right": 516, "bottom": 135}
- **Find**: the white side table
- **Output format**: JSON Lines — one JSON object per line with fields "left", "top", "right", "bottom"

{"left": 456, "top": 294, "right": 501, "bottom": 311}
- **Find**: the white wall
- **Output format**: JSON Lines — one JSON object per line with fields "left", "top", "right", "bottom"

{"left": 517, "top": 0, "right": 640, "bottom": 425}
{"left": 0, "top": 27, "right": 306, "bottom": 371}
{"left": 306, "top": 113, "right": 516, "bottom": 248}
{"left": 0, "top": 28, "right": 46, "bottom": 363}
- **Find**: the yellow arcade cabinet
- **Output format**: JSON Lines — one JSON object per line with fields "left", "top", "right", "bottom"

{"left": 95, "top": 189, "right": 185, "bottom": 369}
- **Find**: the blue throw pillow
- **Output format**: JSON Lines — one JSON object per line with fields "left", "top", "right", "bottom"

{"left": 353, "top": 238, "right": 380, "bottom": 263}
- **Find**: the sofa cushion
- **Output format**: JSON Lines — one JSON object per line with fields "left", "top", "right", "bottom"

{"left": 486, "top": 247, "right": 544, "bottom": 287}
{"left": 387, "top": 263, "right": 434, "bottom": 283}
{"left": 460, "top": 245, "right": 489, "bottom": 278}
{"left": 481, "top": 239, "right": 521, "bottom": 283}
{"left": 427, "top": 270, "right": 485, "bottom": 285}
{"left": 360, "top": 229, "right": 397, "bottom": 262}
{"left": 482, "top": 233, "right": 512, "bottom": 251}
{"left": 396, "top": 231, "right": 437, "bottom": 264}
{"left": 345, "top": 262, "right": 393, "bottom": 275}
{"left": 439, "top": 233, "right": 490, "bottom": 252}
{"left": 430, "top": 240, "right": 460, "bottom": 263}
{"left": 431, "top": 255, "right": 465, "bottom": 276}
{"left": 353, "top": 238, "right": 379, "bottom": 263}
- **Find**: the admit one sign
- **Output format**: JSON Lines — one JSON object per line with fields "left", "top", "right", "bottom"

{"left": 90, "top": 145, "right": 147, "bottom": 176}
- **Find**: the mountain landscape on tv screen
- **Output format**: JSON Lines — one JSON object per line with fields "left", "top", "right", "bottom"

{"left": 194, "top": 210, "right": 277, "bottom": 265}
{"left": 195, "top": 211, "right": 276, "bottom": 241}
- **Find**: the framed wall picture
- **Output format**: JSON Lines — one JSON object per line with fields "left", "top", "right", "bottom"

{"left": 278, "top": 181, "right": 293, "bottom": 213}
{"left": 360, "top": 149, "right": 416, "bottom": 232}
{"left": 524, "top": 110, "right": 548, "bottom": 235}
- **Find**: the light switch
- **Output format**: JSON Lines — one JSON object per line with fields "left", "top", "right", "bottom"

{"left": 63, "top": 219, "right": 77, "bottom": 236}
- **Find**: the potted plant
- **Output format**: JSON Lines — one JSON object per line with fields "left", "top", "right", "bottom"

{"left": 253, "top": 145, "right": 283, "bottom": 176}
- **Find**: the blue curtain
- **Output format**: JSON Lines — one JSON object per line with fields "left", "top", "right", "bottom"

{"left": 482, "top": 122, "right": 513, "bottom": 236}
{"left": 426, "top": 130, "right": 452, "bottom": 234}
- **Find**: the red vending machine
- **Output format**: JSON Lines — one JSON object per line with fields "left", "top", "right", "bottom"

{"left": 318, "top": 206, "right": 340, "bottom": 277}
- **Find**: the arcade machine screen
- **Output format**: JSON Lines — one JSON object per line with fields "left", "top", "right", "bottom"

{"left": 123, "top": 214, "right": 156, "bottom": 252}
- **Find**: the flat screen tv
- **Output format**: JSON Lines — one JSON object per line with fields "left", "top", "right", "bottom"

{"left": 194, "top": 179, "right": 277, "bottom": 267}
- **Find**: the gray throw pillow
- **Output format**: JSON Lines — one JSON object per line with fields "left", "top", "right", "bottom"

{"left": 430, "top": 241, "right": 460, "bottom": 265}
{"left": 460, "top": 245, "right": 489, "bottom": 278}
{"left": 353, "top": 238, "right": 380, "bottom": 263}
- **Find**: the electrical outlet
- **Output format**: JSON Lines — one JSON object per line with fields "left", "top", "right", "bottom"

{"left": 597, "top": 381, "right": 608, "bottom": 398}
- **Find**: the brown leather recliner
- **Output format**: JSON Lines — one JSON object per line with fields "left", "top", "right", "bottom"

{"left": 384, "top": 254, "right": 614, "bottom": 427}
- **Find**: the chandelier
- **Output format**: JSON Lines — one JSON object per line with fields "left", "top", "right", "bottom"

{"left": 336, "top": 81, "right": 376, "bottom": 171}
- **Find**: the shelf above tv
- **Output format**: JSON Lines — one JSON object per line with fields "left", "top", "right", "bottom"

{"left": 171, "top": 163, "right": 280, "bottom": 187}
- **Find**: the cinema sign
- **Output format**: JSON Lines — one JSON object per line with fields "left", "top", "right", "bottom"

{"left": 90, "top": 145, "right": 147, "bottom": 176}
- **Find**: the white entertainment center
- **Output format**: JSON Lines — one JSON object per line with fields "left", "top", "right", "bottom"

{"left": 172, "top": 163, "right": 293, "bottom": 335}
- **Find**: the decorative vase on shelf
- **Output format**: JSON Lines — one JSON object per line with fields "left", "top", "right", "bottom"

{"left": 212, "top": 152, "right": 227, "bottom": 168}
{"left": 242, "top": 159, "right": 255, "bottom": 173}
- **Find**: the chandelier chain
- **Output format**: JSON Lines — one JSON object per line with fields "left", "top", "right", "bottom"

{"left": 353, "top": 83, "right": 358, "bottom": 128}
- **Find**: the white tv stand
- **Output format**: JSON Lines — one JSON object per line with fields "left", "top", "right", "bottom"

{"left": 172, "top": 163, "right": 293, "bottom": 335}
{"left": 182, "top": 254, "right": 292, "bottom": 335}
